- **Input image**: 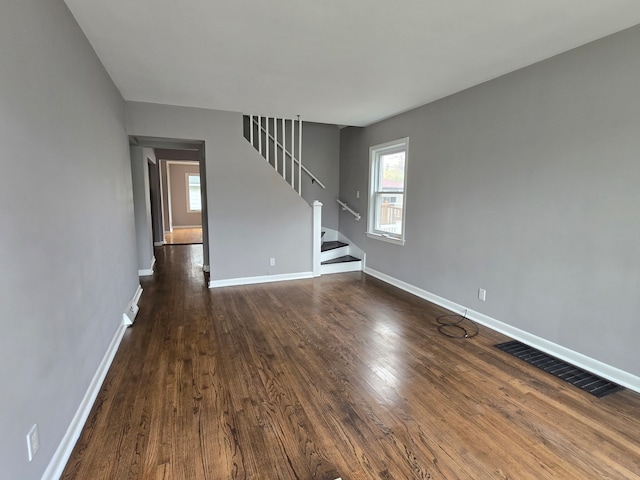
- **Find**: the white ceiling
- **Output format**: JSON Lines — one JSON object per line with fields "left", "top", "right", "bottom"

{"left": 65, "top": 0, "right": 640, "bottom": 126}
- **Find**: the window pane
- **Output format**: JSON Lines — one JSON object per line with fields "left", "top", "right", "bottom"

{"left": 368, "top": 137, "right": 408, "bottom": 244}
{"left": 375, "top": 193, "right": 403, "bottom": 234}
{"left": 187, "top": 174, "right": 201, "bottom": 211}
{"left": 379, "top": 152, "right": 405, "bottom": 191}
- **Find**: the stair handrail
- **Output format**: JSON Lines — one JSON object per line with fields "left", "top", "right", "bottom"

{"left": 251, "top": 117, "right": 326, "bottom": 189}
{"left": 337, "top": 199, "right": 361, "bottom": 221}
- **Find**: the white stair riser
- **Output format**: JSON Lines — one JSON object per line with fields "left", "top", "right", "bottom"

{"left": 320, "top": 261, "right": 362, "bottom": 275}
{"left": 320, "top": 245, "right": 350, "bottom": 262}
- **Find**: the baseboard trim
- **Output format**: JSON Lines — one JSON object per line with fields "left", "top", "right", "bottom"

{"left": 42, "top": 312, "right": 131, "bottom": 479}
{"left": 364, "top": 267, "right": 640, "bottom": 394}
{"left": 209, "top": 271, "right": 313, "bottom": 288}
{"left": 138, "top": 256, "right": 156, "bottom": 277}
{"left": 172, "top": 225, "right": 202, "bottom": 229}
{"left": 123, "top": 284, "right": 143, "bottom": 326}
{"left": 154, "top": 241, "right": 164, "bottom": 247}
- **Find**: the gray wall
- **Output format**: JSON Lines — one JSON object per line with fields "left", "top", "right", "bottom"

{"left": 126, "top": 102, "right": 313, "bottom": 281}
{"left": 0, "top": 1, "right": 138, "bottom": 479}
{"left": 300, "top": 122, "right": 341, "bottom": 230}
{"left": 130, "top": 146, "right": 155, "bottom": 271}
{"left": 168, "top": 163, "right": 203, "bottom": 227}
{"left": 340, "top": 25, "right": 640, "bottom": 378}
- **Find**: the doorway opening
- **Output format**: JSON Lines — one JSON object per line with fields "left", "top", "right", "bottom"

{"left": 161, "top": 160, "right": 203, "bottom": 245}
{"left": 129, "top": 135, "right": 209, "bottom": 274}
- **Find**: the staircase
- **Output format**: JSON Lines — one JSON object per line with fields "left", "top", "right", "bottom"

{"left": 243, "top": 114, "right": 363, "bottom": 275}
{"left": 243, "top": 115, "right": 325, "bottom": 195}
{"left": 320, "top": 230, "right": 363, "bottom": 274}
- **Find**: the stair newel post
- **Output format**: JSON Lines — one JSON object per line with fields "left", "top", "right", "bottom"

{"left": 298, "top": 115, "right": 302, "bottom": 196}
{"left": 313, "top": 200, "right": 323, "bottom": 277}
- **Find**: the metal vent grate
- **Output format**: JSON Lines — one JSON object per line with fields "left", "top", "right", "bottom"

{"left": 495, "top": 340, "right": 623, "bottom": 398}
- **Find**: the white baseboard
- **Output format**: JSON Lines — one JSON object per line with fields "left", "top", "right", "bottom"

{"left": 202, "top": 264, "right": 210, "bottom": 273}
{"left": 154, "top": 241, "right": 164, "bottom": 247}
{"left": 123, "top": 284, "right": 143, "bottom": 326}
{"left": 364, "top": 266, "right": 640, "bottom": 394}
{"left": 138, "top": 256, "right": 156, "bottom": 277}
{"left": 42, "top": 305, "right": 134, "bottom": 479}
{"left": 209, "top": 271, "right": 313, "bottom": 288}
{"left": 172, "top": 225, "right": 202, "bottom": 229}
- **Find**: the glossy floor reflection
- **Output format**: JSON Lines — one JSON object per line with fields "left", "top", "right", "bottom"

{"left": 63, "top": 245, "right": 640, "bottom": 479}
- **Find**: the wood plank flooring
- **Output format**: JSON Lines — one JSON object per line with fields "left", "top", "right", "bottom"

{"left": 164, "top": 227, "right": 202, "bottom": 245}
{"left": 62, "top": 245, "right": 640, "bottom": 479}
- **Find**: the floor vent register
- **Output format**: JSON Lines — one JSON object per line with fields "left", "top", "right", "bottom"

{"left": 495, "top": 340, "right": 623, "bottom": 398}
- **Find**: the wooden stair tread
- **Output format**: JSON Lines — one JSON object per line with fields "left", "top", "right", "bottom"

{"left": 321, "top": 241, "right": 348, "bottom": 252}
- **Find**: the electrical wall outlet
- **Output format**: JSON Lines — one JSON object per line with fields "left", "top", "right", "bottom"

{"left": 269, "top": 257, "right": 276, "bottom": 267}
{"left": 27, "top": 424, "right": 39, "bottom": 461}
{"left": 478, "top": 288, "right": 486, "bottom": 301}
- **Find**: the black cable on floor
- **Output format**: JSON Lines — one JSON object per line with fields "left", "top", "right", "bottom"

{"left": 436, "top": 309, "right": 479, "bottom": 339}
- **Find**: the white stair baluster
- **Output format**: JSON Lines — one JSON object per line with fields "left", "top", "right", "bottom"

{"left": 274, "top": 117, "right": 278, "bottom": 173}
{"left": 282, "top": 118, "right": 286, "bottom": 181}
{"left": 250, "top": 115, "right": 254, "bottom": 147}
{"left": 243, "top": 114, "right": 325, "bottom": 190}
{"left": 265, "top": 117, "right": 270, "bottom": 164}
{"left": 290, "top": 117, "right": 295, "bottom": 190}
{"left": 258, "top": 116, "right": 262, "bottom": 156}
{"left": 298, "top": 115, "right": 302, "bottom": 196}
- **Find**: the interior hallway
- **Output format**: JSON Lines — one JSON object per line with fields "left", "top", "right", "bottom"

{"left": 62, "top": 245, "right": 640, "bottom": 479}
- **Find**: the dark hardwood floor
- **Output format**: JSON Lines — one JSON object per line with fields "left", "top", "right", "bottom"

{"left": 62, "top": 245, "right": 640, "bottom": 479}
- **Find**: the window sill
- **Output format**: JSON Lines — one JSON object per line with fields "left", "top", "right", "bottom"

{"left": 366, "top": 232, "right": 405, "bottom": 246}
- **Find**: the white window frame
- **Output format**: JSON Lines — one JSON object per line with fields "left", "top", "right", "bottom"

{"left": 186, "top": 173, "right": 201, "bottom": 212}
{"left": 367, "top": 137, "right": 409, "bottom": 246}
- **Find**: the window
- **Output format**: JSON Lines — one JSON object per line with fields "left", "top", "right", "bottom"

{"left": 186, "top": 173, "right": 201, "bottom": 212}
{"left": 367, "top": 138, "right": 409, "bottom": 245}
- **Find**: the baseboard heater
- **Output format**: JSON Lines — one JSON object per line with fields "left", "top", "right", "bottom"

{"left": 495, "top": 340, "right": 623, "bottom": 398}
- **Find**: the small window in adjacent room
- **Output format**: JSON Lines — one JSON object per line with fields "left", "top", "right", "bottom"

{"left": 186, "top": 173, "right": 201, "bottom": 212}
{"left": 367, "top": 137, "right": 409, "bottom": 245}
